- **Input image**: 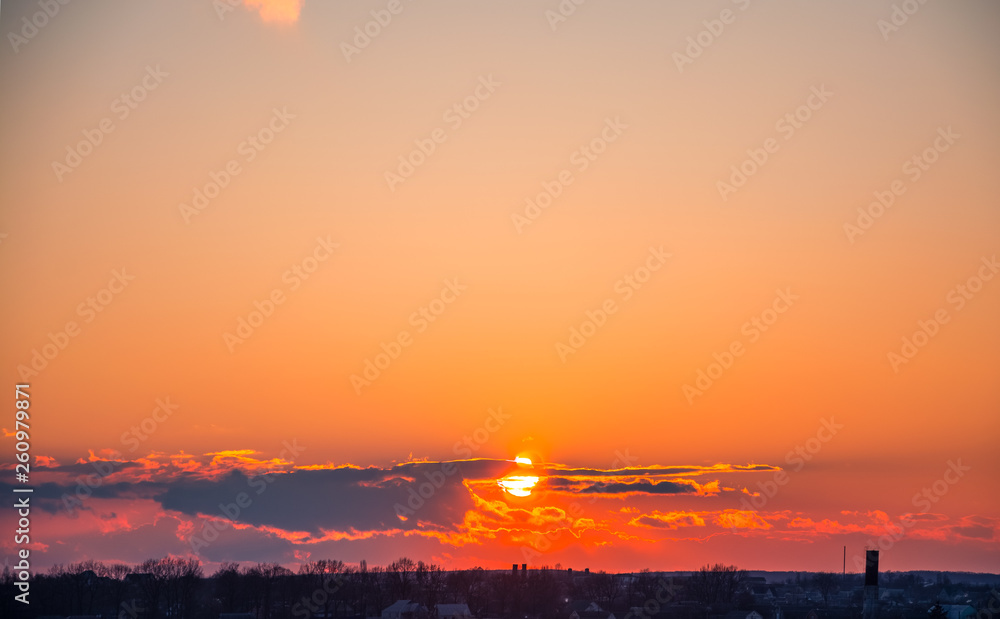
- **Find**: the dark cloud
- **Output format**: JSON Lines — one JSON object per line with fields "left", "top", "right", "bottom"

{"left": 631, "top": 513, "right": 704, "bottom": 529}
{"left": 156, "top": 465, "right": 476, "bottom": 535}
{"left": 541, "top": 464, "right": 777, "bottom": 478}
{"left": 2, "top": 481, "right": 168, "bottom": 515}
{"left": 5, "top": 459, "right": 514, "bottom": 535}
{"left": 950, "top": 525, "right": 995, "bottom": 540}
{"left": 544, "top": 477, "right": 695, "bottom": 495}
{"left": 46, "top": 459, "right": 145, "bottom": 476}
{"left": 580, "top": 479, "right": 694, "bottom": 495}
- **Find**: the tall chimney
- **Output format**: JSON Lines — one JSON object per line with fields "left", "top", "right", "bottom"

{"left": 862, "top": 550, "right": 879, "bottom": 619}
{"left": 521, "top": 563, "right": 527, "bottom": 577}
{"left": 512, "top": 564, "right": 518, "bottom": 576}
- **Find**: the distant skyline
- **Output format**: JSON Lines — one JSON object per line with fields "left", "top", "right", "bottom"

{"left": 1, "top": 0, "right": 998, "bottom": 574}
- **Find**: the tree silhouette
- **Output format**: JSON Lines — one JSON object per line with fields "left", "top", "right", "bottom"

{"left": 813, "top": 572, "right": 838, "bottom": 607}
{"left": 98, "top": 562, "right": 132, "bottom": 617}
{"left": 300, "top": 559, "right": 346, "bottom": 617}
{"left": 687, "top": 563, "right": 747, "bottom": 608}
{"left": 387, "top": 557, "right": 418, "bottom": 600}
{"left": 214, "top": 562, "right": 242, "bottom": 613}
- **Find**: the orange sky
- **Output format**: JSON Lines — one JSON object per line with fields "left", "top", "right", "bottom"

{"left": 0, "top": 0, "right": 998, "bottom": 573}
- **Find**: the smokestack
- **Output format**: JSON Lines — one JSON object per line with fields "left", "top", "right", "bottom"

{"left": 864, "top": 550, "right": 878, "bottom": 586}
{"left": 512, "top": 564, "right": 518, "bottom": 576}
{"left": 521, "top": 563, "right": 527, "bottom": 577}
{"left": 862, "top": 550, "right": 879, "bottom": 619}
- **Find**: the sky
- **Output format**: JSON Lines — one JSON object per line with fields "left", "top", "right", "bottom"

{"left": 0, "top": 0, "right": 998, "bottom": 574}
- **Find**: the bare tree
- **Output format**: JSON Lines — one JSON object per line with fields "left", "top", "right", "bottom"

{"left": 62, "top": 560, "right": 102, "bottom": 615}
{"left": 446, "top": 568, "right": 489, "bottom": 617}
{"left": 137, "top": 558, "right": 168, "bottom": 619}
{"left": 387, "top": 557, "right": 417, "bottom": 601}
{"left": 687, "top": 564, "right": 747, "bottom": 608}
{"left": 245, "top": 562, "right": 293, "bottom": 619}
{"left": 300, "top": 559, "right": 347, "bottom": 617}
{"left": 214, "top": 562, "right": 241, "bottom": 613}
{"left": 525, "top": 569, "right": 561, "bottom": 617}
{"left": 176, "top": 557, "right": 203, "bottom": 618}
{"left": 589, "top": 571, "right": 622, "bottom": 611}
{"left": 98, "top": 562, "right": 132, "bottom": 618}
{"left": 813, "top": 572, "right": 839, "bottom": 607}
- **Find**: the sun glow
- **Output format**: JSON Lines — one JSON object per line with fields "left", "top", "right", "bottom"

{"left": 498, "top": 456, "right": 539, "bottom": 497}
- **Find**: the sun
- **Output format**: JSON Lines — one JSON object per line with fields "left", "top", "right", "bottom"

{"left": 498, "top": 456, "right": 539, "bottom": 497}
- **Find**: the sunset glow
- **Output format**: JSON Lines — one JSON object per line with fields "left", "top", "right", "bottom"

{"left": 496, "top": 475, "right": 540, "bottom": 498}
{"left": 498, "top": 457, "right": 541, "bottom": 497}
